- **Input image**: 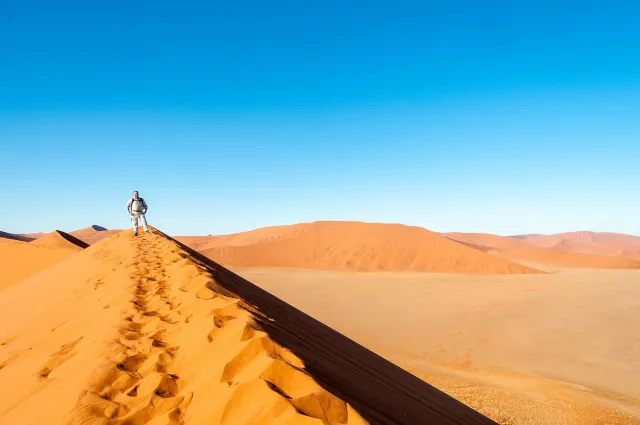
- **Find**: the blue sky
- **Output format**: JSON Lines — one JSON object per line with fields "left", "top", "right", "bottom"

{"left": 1, "top": 0, "right": 639, "bottom": 236}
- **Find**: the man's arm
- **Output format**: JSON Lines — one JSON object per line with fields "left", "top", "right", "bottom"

{"left": 142, "top": 199, "right": 148, "bottom": 214}
{"left": 126, "top": 198, "right": 132, "bottom": 214}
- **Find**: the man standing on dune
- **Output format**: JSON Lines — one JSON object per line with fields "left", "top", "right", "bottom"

{"left": 126, "top": 191, "right": 149, "bottom": 236}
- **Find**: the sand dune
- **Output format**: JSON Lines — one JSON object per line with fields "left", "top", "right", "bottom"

{"left": 550, "top": 239, "right": 640, "bottom": 258}
{"left": 0, "top": 228, "right": 494, "bottom": 425}
{"left": 177, "top": 224, "right": 314, "bottom": 252}
{"left": 198, "top": 221, "right": 540, "bottom": 274}
{"left": 444, "top": 231, "right": 640, "bottom": 269}
{"left": 22, "top": 232, "right": 46, "bottom": 239}
{"left": 497, "top": 245, "right": 640, "bottom": 269}
{"left": 516, "top": 231, "right": 640, "bottom": 248}
{"left": 30, "top": 230, "right": 89, "bottom": 250}
{"left": 70, "top": 225, "right": 120, "bottom": 245}
{"left": 0, "top": 231, "right": 35, "bottom": 242}
{"left": 0, "top": 239, "right": 79, "bottom": 291}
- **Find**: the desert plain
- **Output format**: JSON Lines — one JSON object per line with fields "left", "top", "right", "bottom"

{"left": 1, "top": 221, "right": 639, "bottom": 424}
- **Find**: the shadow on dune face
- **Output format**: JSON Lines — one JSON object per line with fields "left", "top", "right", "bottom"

{"left": 55, "top": 230, "right": 90, "bottom": 249}
{"left": 165, "top": 230, "right": 496, "bottom": 425}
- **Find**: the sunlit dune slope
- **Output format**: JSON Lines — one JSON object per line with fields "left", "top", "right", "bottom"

{"left": 0, "top": 228, "right": 494, "bottom": 425}
{"left": 0, "top": 239, "right": 79, "bottom": 291}
{"left": 199, "top": 221, "right": 540, "bottom": 274}
{"left": 30, "top": 230, "right": 89, "bottom": 250}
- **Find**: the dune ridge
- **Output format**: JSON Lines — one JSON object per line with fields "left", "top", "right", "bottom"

{"left": 31, "top": 230, "right": 90, "bottom": 250}
{"left": 0, "top": 230, "right": 35, "bottom": 242}
{"left": 198, "top": 221, "right": 540, "bottom": 274}
{"left": 0, "top": 228, "right": 494, "bottom": 425}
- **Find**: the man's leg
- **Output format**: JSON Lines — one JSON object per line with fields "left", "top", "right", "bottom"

{"left": 140, "top": 214, "right": 149, "bottom": 233}
{"left": 132, "top": 214, "right": 139, "bottom": 236}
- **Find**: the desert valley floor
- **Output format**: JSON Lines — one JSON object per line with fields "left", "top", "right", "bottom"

{"left": 238, "top": 267, "right": 640, "bottom": 424}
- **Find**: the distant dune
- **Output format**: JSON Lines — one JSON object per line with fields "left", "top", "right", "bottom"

{"left": 550, "top": 239, "right": 640, "bottom": 258}
{"left": 174, "top": 235, "right": 224, "bottom": 251}
{"left": 21, "top": 232, "right": 46, "bottom": 239}
{"left": 509, "top": 234, "right": 542, "bottom": 240}
{"left": 497, "top": 246, "right": 640, "bottom": 269}
{"left": 0, "top": 239, "right": 79, "bottom": 291}
{"left": 515, "top": 231, "right": 640, "bottom": 248}
{"left": 31, "top": 230, "right": 89, "bottom": 250}
{"left": 70, "top": 225, "right": 120, "bottom": 245}
{"left": 0, "top": 231, "right": 35, "bottom": 242}
{"left": 198, "top": 221, "right": 540, "bottom": 274}
{"left": 444, "top": 231, "right": 640, "bottom": 269}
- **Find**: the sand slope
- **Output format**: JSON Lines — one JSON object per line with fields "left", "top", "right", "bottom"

{"left": 30, "top": 230, "right": 90, "bottom": 250}
{"left": 0, "top": 228, "right": 494, "bottom": 425}
{"left": 70, "top": 225, "right": 121, "bottom": 245}
{"left": 199, "top": 221, "right": 540, "bottom": 274}
{"left": 0, "top": 239, "right": 81, "bottom": 291}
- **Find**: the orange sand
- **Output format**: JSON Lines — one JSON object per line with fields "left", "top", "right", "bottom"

{"left": 0, "top": 228, "right": 494, "bottom": 425}
{"left": 0, "top": 239, "right": 79, "bottom": 291}
{"left": 70, "top": 225, "right": 121, "bottom": 245}
{"left": 30, "top": 230, "right": 89, "bottom": 250}
{"left": 197, "top": 222, "right": 540, "bottom": 274}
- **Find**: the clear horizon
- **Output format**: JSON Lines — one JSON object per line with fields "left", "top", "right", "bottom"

{"left": 1, "top": 1, "right": 639, "bottom": 236}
